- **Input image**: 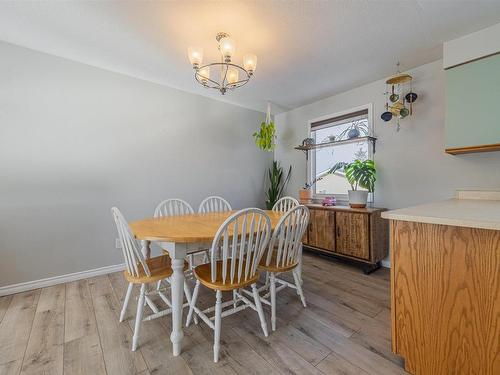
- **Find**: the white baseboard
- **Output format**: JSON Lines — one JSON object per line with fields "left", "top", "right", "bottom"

{"left": 0, "top": 263, "right": 125, "bottom": 297}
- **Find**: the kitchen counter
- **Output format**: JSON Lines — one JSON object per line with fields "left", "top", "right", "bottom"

{"left": 384, "top": 190, "right": 500, "bottom": 374}
{"left": 381, "top": 190, "right": 500, "bottom": 230}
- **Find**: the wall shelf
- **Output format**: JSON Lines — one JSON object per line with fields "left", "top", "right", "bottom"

{"left": 294, "top": 136, "right": 377, "bottom": 159}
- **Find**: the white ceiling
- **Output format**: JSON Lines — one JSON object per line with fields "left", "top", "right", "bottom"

{"left": 0, "top": 1, "right": 499, "bottom": 113}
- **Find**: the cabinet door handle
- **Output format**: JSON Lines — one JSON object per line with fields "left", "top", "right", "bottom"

{"left": 337, "top": 227, "right": 341, "bottom": 237}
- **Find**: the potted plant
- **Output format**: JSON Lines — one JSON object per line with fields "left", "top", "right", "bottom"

{"left": 265, "top": 161, "right": 292, "bottom": 209}
{"left": 299, "top": 176, "right": 324, "bottom": 204}
{"left": 329, "top": 159, "right": 376, "bottom": 208}
{"left": 254, "top": 103, "right": 276, "bottom": 152}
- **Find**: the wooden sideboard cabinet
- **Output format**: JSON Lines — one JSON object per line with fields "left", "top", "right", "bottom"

{"left": 303, "top": 204, "right": 388, "bottom": 273}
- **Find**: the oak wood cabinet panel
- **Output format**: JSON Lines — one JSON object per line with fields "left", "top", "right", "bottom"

{"left": 308, "top": 209, "right": 335, "bottom": 251}
{"left": 335, "top": 212, "right": 369, "bottom": 260}
{"left": 390, "top": 220, "right": 500, "bottom": 375}
{"left": 303, "top": 205, "right": 388, "bottom": 269}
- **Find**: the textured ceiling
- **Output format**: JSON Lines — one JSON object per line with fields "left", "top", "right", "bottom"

{"left": 0, "top": 1, "right": 499, "bottom": 112}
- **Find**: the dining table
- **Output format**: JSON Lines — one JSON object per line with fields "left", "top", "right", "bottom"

{"left": 129, "top": 209, "right": 290, "bottom": 356}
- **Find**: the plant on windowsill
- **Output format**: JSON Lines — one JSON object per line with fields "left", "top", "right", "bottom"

{"left": 329, "top": 159, "right": 376, "bottom": 208}
{"left": 299, "top": 176, "right": 324, "bottom": 204}
{"left": 265, "top": 161, "right": 292, "bottom": 209}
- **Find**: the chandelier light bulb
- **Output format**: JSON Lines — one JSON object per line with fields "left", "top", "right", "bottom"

{"left": 198, "top": 66, "right": 210, "bottom": 84}
{"left": 188, "top": 47, "right": 203, "bottom": 68}
{"left": 243, "top": 53, "right": 257, "bottom": 75}
{"left": 227, "top": 67, "right": 239, "bottom": 85}
{"left": 219, "top": 37, "right": 236, "bottom": 62}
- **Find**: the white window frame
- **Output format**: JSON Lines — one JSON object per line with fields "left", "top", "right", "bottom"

{"left": 307, "top": 103, "right": 374, "bottom": 203}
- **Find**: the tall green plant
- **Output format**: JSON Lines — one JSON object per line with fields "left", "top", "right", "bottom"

{"left": 266, "top": 161, "right": 292, "bottom": 209}
{"left": 329, "top": 159, "right": 376, "bottom": 192}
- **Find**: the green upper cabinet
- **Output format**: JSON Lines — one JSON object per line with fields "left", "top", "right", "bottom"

{"left": 445, "top": 53, "right": 500, "bottom": 154}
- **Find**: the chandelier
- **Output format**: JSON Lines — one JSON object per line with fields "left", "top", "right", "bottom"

{"left": 188, "top": 32, "right": 257, "bottom": 95}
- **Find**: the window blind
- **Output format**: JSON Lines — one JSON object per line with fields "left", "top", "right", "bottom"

{"left": 311, "top": 109, "right": 368, "bottom": 132}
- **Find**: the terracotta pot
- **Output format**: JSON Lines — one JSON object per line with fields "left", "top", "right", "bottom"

{"left": 299, "top": 189, "right": 313, "bottom": 204}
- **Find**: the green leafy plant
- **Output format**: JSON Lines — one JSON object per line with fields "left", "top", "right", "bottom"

{"left": 266, "top": 161, "right": 292, "bottom": 209}
{"left": 253, "top": 121, "right": 276, "bottom": 151}
{"left": 328, "top": 159, "right": 376, "bottom": 192}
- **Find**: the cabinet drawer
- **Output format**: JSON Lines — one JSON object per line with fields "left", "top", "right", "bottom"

{"left": 335, "top": 212, "right": 370, "bottom": 260}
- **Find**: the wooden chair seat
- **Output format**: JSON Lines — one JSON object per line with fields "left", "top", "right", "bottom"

{"left": 258, "top": 252, "right": 298, "bottom": 273}
{"left": 194, "top": 260, "right": 260, "bottom": 291}
{"left": 124, "top": 254, "right": 188, "bottom": 284}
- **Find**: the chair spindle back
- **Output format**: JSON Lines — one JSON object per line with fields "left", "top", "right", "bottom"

{"left": 154, "top": 198, "right": 194, "bottom": 217}
{"left": 198, "top": 196, "right": 232, "bottom": 213}
{"left": 111, "top": 207, "right": 150, "bottom": 277}
{"left": 272, "top": 196, "right": 299, "bottom": 213}
{"left": 210, "top": 208, "right": 271, "bottom": 285}
{"left": 264, "top": 205, "right": 309, "bottom": 269}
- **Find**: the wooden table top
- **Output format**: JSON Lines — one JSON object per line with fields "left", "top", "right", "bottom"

{"left": 130, "top": 210, "right": 284, "bottom": 243}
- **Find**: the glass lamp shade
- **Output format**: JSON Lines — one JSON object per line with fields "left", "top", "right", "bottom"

{"left": 243, "top": 53, "right": 257, "bottom": 74}
{"left": 219, "top": 37, "right": 236, "bottom": 61}
{"left": 198, "top": 66, "right": 210, "bottom": 83}
{"left": 188, "top": 47, "right": 203, "bottom": 67}
{"left": 227, "top": 67, "right": 239, "bottom": 85}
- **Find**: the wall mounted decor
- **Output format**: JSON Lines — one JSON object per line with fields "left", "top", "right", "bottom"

{"left": 381, "top": 63, "right": 417, "bottom": 131}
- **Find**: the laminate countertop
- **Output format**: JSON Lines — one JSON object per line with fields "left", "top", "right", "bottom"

{"left": 381, "top": 190, "right": 500, "bottom": 231}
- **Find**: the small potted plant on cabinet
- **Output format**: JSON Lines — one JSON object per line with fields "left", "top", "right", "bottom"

{"left": 329, "top": 159, "right": 376, "bottom": 208}
{"left": 299, "top": 176, "right": 324, "bottom": 204}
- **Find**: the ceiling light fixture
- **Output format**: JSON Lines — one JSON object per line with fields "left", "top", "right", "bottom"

{"left": 188, "top": 32, "right": 257, "bottom": 95}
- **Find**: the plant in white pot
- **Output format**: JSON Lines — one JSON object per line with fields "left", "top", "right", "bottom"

{"left": 329, "top": 159, "right": 376, "bottom": 208}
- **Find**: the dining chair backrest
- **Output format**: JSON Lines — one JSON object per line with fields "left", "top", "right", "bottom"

{"left": 272, "top": 196, "right": 299, "bottom": 213}
{"left": 198, "top": 196, "right": 232, "bottom": 213}
{"left": 210, "top": 208, "right": 271, "bottom": 285}
{"left": 263, "top": 205, "right": 310, "bottom": 269}
{"left": 111, "top": 207, "right": 150, "bottom": 277}
{"left": 154, "top": 198, "right": 194, "bottom": 217}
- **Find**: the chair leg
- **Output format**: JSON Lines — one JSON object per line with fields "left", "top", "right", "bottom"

{"left": 188, "top": 254, "right": 195, "bottom": 270}
{"left": 269, "top": 272, "right": 277, "bottom": 331}
{"left": 183, "top": 280, "right": 198, "bottom": 325}
{"left": 232, "top": 290, "right": 237, "bottom": 308}
{"left": 186, "top": 280, "right": 200, "bottom": 327}
{"left": 297, "top": 244, "right": 304, "bottom": 285}
{"left": 156, "top": 280, "right": 162, "bottom": 291}
{"left": 252, "top": 283, "right": 269, "bottom": 337}
{"left": 214, "top": 290, "right": 222, "bottom": 363}
{"left": 202, "top": 250, "right": 209, "bottom": 264}
{"left": 265, "top": 271, "right": 270, "bottom": 287}
{"left": 293, "top": 269, "right": 307, "bottom": 307}
{"left": 119, "top": 282, "right": 133, "bottom": 323}
{"left": 132, "top": 283, "right": 146, "bottom": 351}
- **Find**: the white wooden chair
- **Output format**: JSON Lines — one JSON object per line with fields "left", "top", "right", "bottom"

{"left": 154, "top": 198, "right": 194, "bottom": 217}
{"left": 197, "top": 196, "right": 232, "bottom": 267}
{"left": 154, "top": 198, "right": 202, "bottom": 268}
{"left": 198, "top": 196, "right": 232, "bottom": 213}
{"left": 257, "top": 205, "right": 309, "bottom": 331}
{"left": 272, "top": 196, "right": 299, "bottom": 213}
{"left": 111, "top": 207, "right": 195, "bottom": 351}
{"left": 186, "top": 208, "right": 271, "bottom": 362}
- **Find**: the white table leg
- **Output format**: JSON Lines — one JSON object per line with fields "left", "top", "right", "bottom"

{"left": 141, "top": 240, "right": 151, "bottom": 259}
{"left": 161, "top": 242, "right": 187, "bottom": 356}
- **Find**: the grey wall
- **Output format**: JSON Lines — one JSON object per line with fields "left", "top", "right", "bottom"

{"left": 275, "top": 59, "right": 500, "bottom": 210}
{"left": 0, "top": 41, "right": 271, "bottom": 287}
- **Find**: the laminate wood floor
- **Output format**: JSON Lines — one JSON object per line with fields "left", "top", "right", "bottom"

{"left": 0, "top": 253, "right": 408, "bottom": 375}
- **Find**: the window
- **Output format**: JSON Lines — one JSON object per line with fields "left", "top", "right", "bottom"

{"left": 308, "top": 106, "right": 373, "bottom": 199}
